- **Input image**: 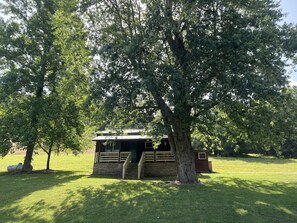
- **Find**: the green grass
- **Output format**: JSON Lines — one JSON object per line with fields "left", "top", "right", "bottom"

{"left": 0, "top": 153, "right": 296, "bottom": 223}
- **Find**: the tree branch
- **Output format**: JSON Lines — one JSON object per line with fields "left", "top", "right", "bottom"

{"left": 37, "top": 141, "right": 49, "bottom": 155}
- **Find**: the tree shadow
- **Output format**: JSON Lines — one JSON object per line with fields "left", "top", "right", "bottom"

{"left": 52, "top": 178, "right": 296, "bottom": 223}
{"left": 1, "top": 174, "right": 296, "bottom": 223}
{"left": 0, "top": 171, "right": 84, "bottom": 211}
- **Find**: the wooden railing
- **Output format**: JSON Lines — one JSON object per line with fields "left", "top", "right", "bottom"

{"left": 144, "top": 151, "right": 154, "bottom": 162}
{"left": 122, "top": 153, "right": 131, "bottom": 179}
{"left": 138, "top": 152, "right": 146, "bottom": 179}
{"left": 94, "top": 152, "right": 131, "bottom": 163}
{"left": 143, "top": 151, "right": 175, "bottom": 162}
{"left": 155, "top": 151, "right": 175, "bottom": 162}
{"left": 94, "top": 151, "right": 175, "bottom": 164}
{"left": 120, "top": 152, "right": 130, "bottom": 162}
{"left": 98, "top": 152, "right": 119, "bottom": 162}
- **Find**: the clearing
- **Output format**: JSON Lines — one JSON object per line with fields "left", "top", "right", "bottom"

{"left": 0, "top": 153, "right": 296, "bottom": 223}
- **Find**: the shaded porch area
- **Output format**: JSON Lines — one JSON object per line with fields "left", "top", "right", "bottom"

{"left": 93, "top": 151, "right": 176, "bottom": 179}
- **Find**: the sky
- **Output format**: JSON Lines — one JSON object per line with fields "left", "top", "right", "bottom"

{"left": 281, "top": 0, "right": 297, "bottom": 24}
{"left": 280, "top": 0, "right": 297, "bottom": 85}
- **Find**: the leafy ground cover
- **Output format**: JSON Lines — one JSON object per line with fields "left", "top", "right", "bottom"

{"left": 0, "top": 153, "right": 296, "bottom": 223}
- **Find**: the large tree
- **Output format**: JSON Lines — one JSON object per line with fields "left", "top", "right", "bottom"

{"left": 83, "top": 0, "right": 296, "bottom": 183}
{"left": 0, "top": 0, "right": 88, "bottom": 172}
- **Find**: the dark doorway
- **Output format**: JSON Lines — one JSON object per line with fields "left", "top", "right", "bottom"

{"left": 129, "top": 142, "right": 138, "bottom": 163}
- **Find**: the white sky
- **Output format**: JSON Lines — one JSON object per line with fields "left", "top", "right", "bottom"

{"left": 280, "top": 0, "right": 297, "bottom": 84}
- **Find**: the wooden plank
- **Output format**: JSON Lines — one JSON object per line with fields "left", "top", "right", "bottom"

{"left": 120, "top": 152, "right": 130, "bottom": 162}
{"left": 99, "top": 152, "right": 119, "bottom": 163}
{"left": 144, "top": 152, "right": 154, "bottom": 162}
{"left": 155, "top": 151, "right": 175, "bottom": 162}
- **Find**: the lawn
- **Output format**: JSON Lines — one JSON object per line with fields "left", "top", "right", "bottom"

{"left": 0, "top": 153, "right": 296, "bottom": 223}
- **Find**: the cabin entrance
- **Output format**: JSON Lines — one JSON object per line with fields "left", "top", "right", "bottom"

{"left": 129, "top": 142, "right": 138, "bottom": 163}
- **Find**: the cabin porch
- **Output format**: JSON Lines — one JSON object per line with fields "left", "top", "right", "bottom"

{"left": 93, "top": 151, "right": 212, "bottom": 179}
{"left": 93, "top": 151, "right": 176, "bottom": 179}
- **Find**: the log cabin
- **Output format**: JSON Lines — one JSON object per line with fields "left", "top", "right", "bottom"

{"left": 92, "top": 129, "right": 212, "bottom": 179}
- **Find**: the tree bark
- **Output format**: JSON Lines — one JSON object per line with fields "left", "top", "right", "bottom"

{"left": 22, "top": 106, "right": 39, "bottom": 172}
{"left": 23, "top": 144, "right": 34, "bottom": 172}
{"left": 168, "top": 124, "right": 198, "bottom": 184}
{"left": 22, "top": 61, "right": 45, "bottom": 172}
{"left": 46, "top": 146, "right": 52, "bottom": 171}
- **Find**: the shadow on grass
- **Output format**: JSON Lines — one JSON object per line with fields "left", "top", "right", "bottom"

{"left": 88, "top": 174, "right": 179, "bottom": 182}
{"left": 55, "top": 179, "right": 297, "bottom": 223}
{"left": 1, "top": 173, "right": 296, "bottom": 223}
{"left": 0, "top": 171, "right": 84, "bottom": 209}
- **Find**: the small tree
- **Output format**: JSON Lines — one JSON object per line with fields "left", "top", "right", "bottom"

{"left": 36, "top": 95, "right": 84, "bottom": 170}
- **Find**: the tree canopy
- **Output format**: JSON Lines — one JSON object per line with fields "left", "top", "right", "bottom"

{"left": 83, "top": 0, "right": 297, "bottom": 183}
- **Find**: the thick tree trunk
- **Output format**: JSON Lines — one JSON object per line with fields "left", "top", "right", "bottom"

{"left": 22, "top": 70, "right": 44, "bottom": 172}
{"left": 23, "top": 144, "right": 34, "bottom": 173}
{"left": 168, "top": 128, "right": 198, "bottom": 184}
{"left": 22, "top": 114, "right": 38, "bottom": 173}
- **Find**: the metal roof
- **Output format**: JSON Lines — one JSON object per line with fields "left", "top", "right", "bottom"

{"left": 92, "top": 135, "right": 168, "bottom": 141}
{"left": 96, "top": 129, "right": 143, "bottom": 135}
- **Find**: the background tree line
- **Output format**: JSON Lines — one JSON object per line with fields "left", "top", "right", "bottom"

{"left": 192, "top": 86, "right": 297, "bottom": 158}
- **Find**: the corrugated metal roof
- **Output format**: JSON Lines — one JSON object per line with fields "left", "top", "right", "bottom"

{"left": 96, "top": 129, "right": 143, "bottom": 135}
{"left": 92, "top": 135, "right": 168, "bottom": 141}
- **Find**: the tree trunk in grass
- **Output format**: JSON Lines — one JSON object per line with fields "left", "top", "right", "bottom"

{"left": 46, "top": 145, "right": 53, "bottom": 171}
{"left": 167, "top": 120, "right": 197, "bottom": 184}
{"left": 23, "top": 144, "right": 34, "bottom": 173}
{"left": 172, "top": 134, "right": 197, "bottom": 184}
{"left": 22, "top": 85, "right": 43, "bottom": 173}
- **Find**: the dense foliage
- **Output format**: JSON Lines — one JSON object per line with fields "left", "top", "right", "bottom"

{"left": 0, "top": 0, "right": 88, "bottom": 170}
{"left": 193, "top": 86, "right": 297, "bottom": 158}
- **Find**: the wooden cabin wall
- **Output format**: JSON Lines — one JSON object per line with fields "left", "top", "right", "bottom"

{"left": 95, "top": 141, "right": 105, "bottom": 152}
{"left": 194, "top": 151, "right": 210, "bottom": 172}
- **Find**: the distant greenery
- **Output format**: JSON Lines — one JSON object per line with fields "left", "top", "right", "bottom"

{"left": 193, "top": 87, "right": 297, "bottom": 158}
{"left": 0, "top": 153, "right": 296, "bottom": 223}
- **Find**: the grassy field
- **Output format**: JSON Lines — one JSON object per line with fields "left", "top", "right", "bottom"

{"left": 0, "top": 153, "right": 296, "bottom": 223}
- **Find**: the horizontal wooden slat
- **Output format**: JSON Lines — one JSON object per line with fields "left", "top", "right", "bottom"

{"left": 143, "top": 151, "right": 175, "bottom": 162}
{"left": 96, "top": 152, "right": 131, "bottom": 163}
{"left": 99, "top": 152, "right": 119, "bottom": 163}
{"left": 144, "top": 152, "right": 154, "bottom": 162}
{"left": 120, "top": 152, "right": 130, "bottom": 162}
{"left": 155, "top": 151, "right": 175, "bottom": 162}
